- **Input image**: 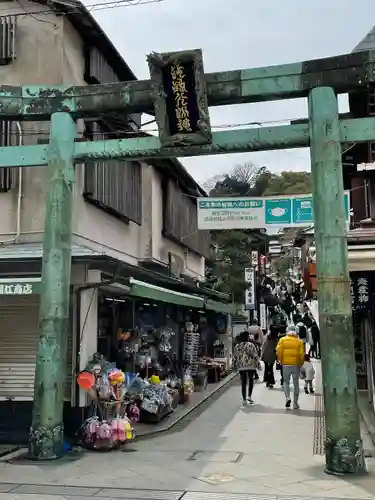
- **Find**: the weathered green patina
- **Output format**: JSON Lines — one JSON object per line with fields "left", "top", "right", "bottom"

{"left": 0, "top": 50, "right": 374, "bottom": 119}
{"left": 0, "top": 48, "right": 367, "bottom": 471}
{"left": 2, "top": 117, "right": 375, "bottom": 168}
{"left": 28, "top": 112, "right": 75, "bottom": 460}
{"left": 309, "top": 87, "right": 365, "bottom": 476}
{"left": 147, "top": 49, "right": 212, "bottom": 147}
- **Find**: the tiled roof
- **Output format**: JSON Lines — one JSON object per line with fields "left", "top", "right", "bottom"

{"left": 352, "top": 26, "right": 375, "bottom": 52}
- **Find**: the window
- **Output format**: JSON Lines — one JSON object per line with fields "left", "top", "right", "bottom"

{"left": 162, "top": 178, "right": 210, "bottom": 258}
{"left": 0, "top": 15, "right": 16, "bottom": 65}
{"left": 83, "top": 121, "right": 142, "bottom": 225}
{"left": 84, "top": 46, "right": 119, "bottom": 84}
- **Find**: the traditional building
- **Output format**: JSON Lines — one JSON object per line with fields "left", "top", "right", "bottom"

{"left": 0, "top": 0, "right": 232, "bottom": 442}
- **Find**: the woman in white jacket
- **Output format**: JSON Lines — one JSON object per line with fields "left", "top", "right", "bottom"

{"left": 301, "top": 353, "right": 315, "bottom": 394}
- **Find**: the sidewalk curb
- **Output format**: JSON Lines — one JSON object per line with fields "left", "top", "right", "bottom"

{"left": 0, "top": 373, "right": 238, "bottom": 461}
{"left": 135, "top": 371, "right": 238, "bottom": 442}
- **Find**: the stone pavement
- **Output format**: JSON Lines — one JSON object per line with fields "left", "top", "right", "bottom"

{"left": 0, "top": 362, "right": 375, "bottom": 499}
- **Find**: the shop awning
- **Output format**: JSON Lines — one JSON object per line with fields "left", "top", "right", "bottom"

{"left": 129, "top": 278, "right": 204, "bottom": 308}
{"left": 205, "top": 299, "right": 235, "bottom": 314}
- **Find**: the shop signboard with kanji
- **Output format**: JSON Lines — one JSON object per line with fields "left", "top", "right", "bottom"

{"left": 148, "top": 49, "right": 212, "bottom": 148}
{"left": 244, "top": 267, "right": 256, "bottom": 310}
{"left": 0, "top": 278, "right": 41, "bottom": 295}
{"left": 350, "top": 271, "right": 375, "bottom": 311}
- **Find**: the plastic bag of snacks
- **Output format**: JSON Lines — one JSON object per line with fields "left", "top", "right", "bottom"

{"left": 110, "top": 417, "right": 135, "bottom": 442}
{"left": 141, "top": 397, "right": 159, "bottom": 414}
{"left": 183, "top": 369, "right": 195, "bottom": 394}
{"left": 127, "top": 403, "right": 140, "bottom": 423}
{"left": 82, "top": 417, "right": 100, "bottom": 447}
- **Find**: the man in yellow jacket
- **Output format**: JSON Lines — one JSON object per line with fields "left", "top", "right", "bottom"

{"left": 276, "top": 324, "right": 305, "bottom": 410}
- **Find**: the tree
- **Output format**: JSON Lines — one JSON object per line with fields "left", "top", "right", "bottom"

{"left": 205, "top": 163, "right": 269, "bottom": 303}
{"left": 262, "top": 171, "right": 312, "bottom": 196}
{"left": 202, "top": 174, "right": 225, "bottom": 193}
{"left": 270, "top": 254, "right": 293, "bottom": 278}
{"left": 232, "top": 162, "right": 261, "bottom": 186}
{"left": 203, "top": 164, "right": 311, "bottom": 305}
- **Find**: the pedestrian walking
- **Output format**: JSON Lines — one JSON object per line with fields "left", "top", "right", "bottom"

{"left": 233, "top": 331, "right": 261, "bottom": 405}
{"left": 248, "top": 320, "right": 263, "bottom": 380}
{"left": 296, "top": 319, "right": 308, "bottom": 353}
{"left": 261, "top": 325, "right": 278, "bottom": 388}
{"left": 276, "top": 324, "right": 305, "bottom": 410}
{"left": 277, "top": 323, "right": 287, "bottom": 386}
{"left": 309, "top": 322, "right": 320, "bottom": 359}
{"left": 300, "top": 353, "right": 315, "bottom": 394}
{"left": 302, "top": 311, "right": 313, "bottom": 328}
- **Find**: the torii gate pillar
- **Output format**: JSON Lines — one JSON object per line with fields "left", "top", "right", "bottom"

{"left": 309, "top": 87, "right": 366, "bottom": 475}
{"left": 28, "top": 112, "right": 76, "bottom": 460}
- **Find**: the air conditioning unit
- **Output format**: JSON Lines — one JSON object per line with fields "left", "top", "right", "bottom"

{"left": 170, "top": 254, "right": 184, "bottom": 278}
{"left": 160, "top": 249, "right": 185, "bottom": 278}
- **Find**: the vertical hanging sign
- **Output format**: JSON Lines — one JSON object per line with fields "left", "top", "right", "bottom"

{"left": 251, "top": 251, "right": 258, "bottom": 270}
{"left": 260, "top": 303, "right": 267, "bottom": 330}
{"left": 244, "top": 267, "right": 256, "bottom": 310}
{"left": 147, "top": 49, "right": 212, "bottom": 148}
{"left": 350, "top": 271, "right": 375, "bottom": 311}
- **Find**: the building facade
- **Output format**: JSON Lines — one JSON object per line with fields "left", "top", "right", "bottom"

{"left": 0, "top": 0, "right": 232, "bottom": 442}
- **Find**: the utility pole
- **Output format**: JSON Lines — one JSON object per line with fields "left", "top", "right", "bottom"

{"left": 29, "top": 112, "right": 76, "bottom": 460}
{"left": 308, "top": 87, "right": 366, "bottom": 475}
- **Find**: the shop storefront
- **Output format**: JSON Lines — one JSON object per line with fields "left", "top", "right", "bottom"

{"left": 94, "top": 280, "right": 234, "bottom": 383}
{"left": 0, "top": 249, "right": 234, "bottom": 446}
{"left": 0, "top": 277, "right": 73, "bottom": 443}
{"left": 74, "top": 277, "right": 234, "bottom": 448}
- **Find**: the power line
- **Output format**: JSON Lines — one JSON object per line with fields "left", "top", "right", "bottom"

{"left": 0, "top": 0, "right": 164, "bottom": 16}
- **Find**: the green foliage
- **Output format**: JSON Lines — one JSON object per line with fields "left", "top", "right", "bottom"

{"left": 204, "top": 164, "right": 311, "bottom": 304}
{"left": 262, "top": 171, "right": 312, "bottom": 196}
{"left": 271, "top": 254, "right": 293, "bottom": 278}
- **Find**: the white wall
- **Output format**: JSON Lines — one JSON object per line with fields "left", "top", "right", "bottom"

{"left": 151, "top": 169, "right": 205, "bottom": 280}
{"left": 0, "top": 1, "right": 64, "bottom": 241}
{"left": 0, "top": 3, "right": 206, "bottom": 280}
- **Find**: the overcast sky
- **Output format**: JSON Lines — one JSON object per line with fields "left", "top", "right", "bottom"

{"left": 93, "top": 0, "right": 375, "bottom": 185}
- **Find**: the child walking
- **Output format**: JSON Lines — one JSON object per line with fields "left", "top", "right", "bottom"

{"left": 301, "top": 353, "right": 315, "bottom": 394}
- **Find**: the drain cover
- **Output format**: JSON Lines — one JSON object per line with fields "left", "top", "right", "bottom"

{"left": 313, "top": 393, "right": 325, "bottom": 455}
{"left": 196, "top": 473, "right": 235, "bottom": 485}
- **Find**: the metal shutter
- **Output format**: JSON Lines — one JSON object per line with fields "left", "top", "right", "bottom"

{"left": 0, "top": 296, "right": 73, "bottom": 401}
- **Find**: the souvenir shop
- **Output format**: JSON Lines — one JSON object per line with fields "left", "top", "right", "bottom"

{"left": 75, "top": 280, "right": 233, "bottom": 450}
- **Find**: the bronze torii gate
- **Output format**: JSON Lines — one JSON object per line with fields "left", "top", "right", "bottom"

{"left": 1, "top": 48, "right": 374, "bottom": 474}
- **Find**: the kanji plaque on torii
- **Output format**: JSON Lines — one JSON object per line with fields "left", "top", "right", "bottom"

{"left": 147, "top": 49, "right": 212, "bottom": 147}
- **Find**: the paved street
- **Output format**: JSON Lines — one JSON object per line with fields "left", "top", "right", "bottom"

{"left": 0, "top": 363, "right": 375, "bottom": 499}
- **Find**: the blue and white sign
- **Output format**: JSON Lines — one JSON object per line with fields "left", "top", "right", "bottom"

{"left": 265, "top": 198, "right": 292, "bottom": 225}
{"left": 197, "top": 192, "right": 350, "bottom": 230}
